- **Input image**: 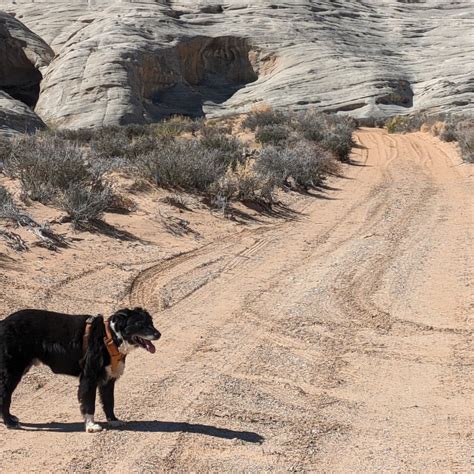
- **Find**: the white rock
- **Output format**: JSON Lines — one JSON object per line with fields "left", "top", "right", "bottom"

{"left": 0, "top": 1, "right": 472, "bottom": 129}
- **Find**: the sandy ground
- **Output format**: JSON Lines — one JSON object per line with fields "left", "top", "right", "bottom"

{"left": 0, "top": 129, "right": 472, "bottom": 472}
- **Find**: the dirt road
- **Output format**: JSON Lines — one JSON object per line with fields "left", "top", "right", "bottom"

{"left": 0, "top": 129, "right": 472, "bottom": 472}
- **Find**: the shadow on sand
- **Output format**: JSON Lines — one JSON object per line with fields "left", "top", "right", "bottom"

{"left": 19, "top": 420, "right": 264, "bottom": 443}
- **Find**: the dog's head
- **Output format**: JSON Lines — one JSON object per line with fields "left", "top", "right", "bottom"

{"left": 109, "top": 307, "right": 161, "bottom": 354}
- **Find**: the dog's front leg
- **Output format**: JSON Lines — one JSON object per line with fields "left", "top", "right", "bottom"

{"left": 78, "top": 376, "right": 102, "bottom": 433}
{"left": 99, "top": 380, "right": 124, "bottom": 428}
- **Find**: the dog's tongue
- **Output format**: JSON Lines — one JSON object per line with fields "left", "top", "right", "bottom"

{"left": 143, "top": 340, "right": 156, "bottom": 354}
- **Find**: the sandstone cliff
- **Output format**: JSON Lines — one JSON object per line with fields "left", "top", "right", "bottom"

{"left": 0, "top": 1, "right": 472, "bottom": 130}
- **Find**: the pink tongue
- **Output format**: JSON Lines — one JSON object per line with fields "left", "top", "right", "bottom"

{"left": 144, "top": 340, "right": 156, "bottom": 354}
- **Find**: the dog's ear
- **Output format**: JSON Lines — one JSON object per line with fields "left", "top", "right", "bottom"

{"left": 111, "top": 310, "right": 129, "bottom": 332}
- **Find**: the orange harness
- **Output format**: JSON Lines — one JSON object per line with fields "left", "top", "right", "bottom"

{"left": 82, "top": 316, "right": 125, "bottom": 372}
{"left": 103, "top": 319, "right": 126, "bottom": 371}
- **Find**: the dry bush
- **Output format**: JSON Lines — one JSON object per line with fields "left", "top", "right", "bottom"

{"left": 212, "top": 161, "right": 270, "bottom": 202}
{"left": 200, "top": 128, "right": 244, "bottom": 166}
{"left": 255, "top": 141, "right": 337, "bottom": 190}
{"left": 242, "top": 106, "right": 288, "bottom": 131}
{"left": 4, "top": 135, "right": 114, "bottom": 225}
{"left": 455, "top": 121, "right": 474, "bottom": 163}
{"left": 255, "top": 124, "right": 291, "bottom": 146}
{"left": 4, "top": 136, "right": 98, "bottom": 203}
{"left": 90, "top": 127, "right": 130, "bottom": 158}
{"left": 152, "top": 116, "right": 202, "bottom": 139}
{"left": 385, "top": 113, "right": 432, "bottom": 134}
{"left": 293, "top": 111, "right": 355, "bottom": 161}
{"left": 136, "top": 140, "right": 231, "bottom": 193}
{"left": 40, "top": 127, "right": 96, "bottom": 144}
{"left": 0, "top": 136, "right": 12, "bottom": 163}
{"left": 0, "top": 185, "right": 20, "bottom": 221}
{"left": 59, "top": 183, "right": 113, "bottom": 226}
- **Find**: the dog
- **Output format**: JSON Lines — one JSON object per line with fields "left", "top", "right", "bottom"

{"left": 0, "top": 307, "right": 161, "bottom": 432}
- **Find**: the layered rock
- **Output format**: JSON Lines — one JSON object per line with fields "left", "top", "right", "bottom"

{"left": 0, "top": 11, "right": 52, "bottom": 133}
{"left": 0, "top": 1, "right": 472, "bottom": 129}
{"left": 0, "top": 91, "right": 45, "bottom": 135}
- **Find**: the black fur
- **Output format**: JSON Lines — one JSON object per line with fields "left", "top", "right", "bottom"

{"left": 0, "top": 307, "right": 160, "bottom": 430}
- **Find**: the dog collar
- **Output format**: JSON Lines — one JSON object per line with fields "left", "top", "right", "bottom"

{"left": 104, "top": 319, "right": 126, "bottom": 371}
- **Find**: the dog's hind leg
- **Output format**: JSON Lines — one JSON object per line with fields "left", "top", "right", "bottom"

{"left": 78, "top": 376, "right": 102, "bottom": 433}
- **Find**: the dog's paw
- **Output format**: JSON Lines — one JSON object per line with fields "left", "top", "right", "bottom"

{"left": 5, "top": 417, "right": 20, "bottom": 429}
{"left": 85, "top": 422, "right": 103, "bottom": 433}
{"left": 107, "top": 419, "right": 125, "bottom": 428}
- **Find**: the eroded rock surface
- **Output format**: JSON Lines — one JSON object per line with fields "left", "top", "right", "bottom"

{"left": 0, "top": 91, "right": 45, "bottom": 135}
{"left": 0, "top": 1, "right": 472, "bottom": 129}
{"left": 0, "top": 11, "right": 52, "bottom": 133}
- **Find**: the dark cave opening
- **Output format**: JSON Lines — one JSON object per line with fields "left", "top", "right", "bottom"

{"left": 0, "top": 22, "right": 42, "bottom": 108}
{"left": 139, "top": 36, "right": 258, "bottom": 120}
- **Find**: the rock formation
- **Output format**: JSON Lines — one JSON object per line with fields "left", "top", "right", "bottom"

{"left": 0, "top": 10, "right": 52, "bottom": 133}
{"left": 0, "top": 1, "right": 472, "bottom": 130}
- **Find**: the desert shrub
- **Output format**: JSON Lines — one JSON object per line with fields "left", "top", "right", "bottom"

{"left": 59, "top": 183, "right": 113, "bottom": 226}
{"left": 255, "top": 124, "right": 290, "bottom": 146}
{"left": 385, "top": 115, "right": 411, "bottom": 133}
{"left": 10, "top": 135, "right": 119, "bottom": 224}
{"left": 242, "top": 107, "right": 288, "bottom": 131}
{"left": 456, "top": 121, "right": 474, "bottom": 163}
{"left": 41, "top": 127, "right": 96, "bottom": 144}
{"left": 136, "top": 140, "right": 232, "bottom": 192}
{"left": 385, "top": 113, "right": 429, "bottom": 134}
{"left": 212, "top": 161, "right": 269, "bottom": 202}
{"left": 292, "top": 110, "right": 327, "bottom": 142}
{"left": 320, "top": 116, "right": 355, "bottom": 162}
{"left": 201, "top": 121, "right": 232, "bottom": 135}
{"left": 255, "top": 141, "right": 337, "bottom": 189}
{"left": 152, "top": 116, "right": 201, "bottom": 139}
{"left": 200, "top": 130, "right": 243, "bottom": 166}
{"left": 0, "top": 185, "right": 20, "bottom": 221}
{"left": 320, "top": 122, "right": 354, "bottom": 162}
{"left": 4, "top": 136, "right": 107, "bottom": 209}
{"left": 124, "top": 135, "right": 162, "bottom": 160}
{"left": 438, "top": 121, "right": 457, "bottom": 142}
{"left": 292, "top": 111, "right": 355, "bottom": 161}
{"left": 0, "top": 136, "right": 12, "bottom": 163}
{"left": 90, "top": 127, "right": 130, "bottom": 158}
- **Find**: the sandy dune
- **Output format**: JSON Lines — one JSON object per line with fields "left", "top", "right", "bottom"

{"left": 0, "top": 129, "right": 472, "bottom": 472}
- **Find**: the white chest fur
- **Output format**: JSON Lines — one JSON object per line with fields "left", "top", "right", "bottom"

{"left": 105, "top": 360, "right": 125, "bottom": 381}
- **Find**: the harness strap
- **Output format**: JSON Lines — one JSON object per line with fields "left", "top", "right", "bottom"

{"left": 82, "top": 316, "right": 125, "bottom": 373}
{"left": 82, "top": 316, "right": 97, "bottom": 356}
{"left": 104, "top": 319, "right": 126, "bottom": 372}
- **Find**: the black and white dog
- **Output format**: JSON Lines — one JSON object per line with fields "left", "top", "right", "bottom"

{"left": 0, "top": 307, "right": 160, "bottom": 432}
